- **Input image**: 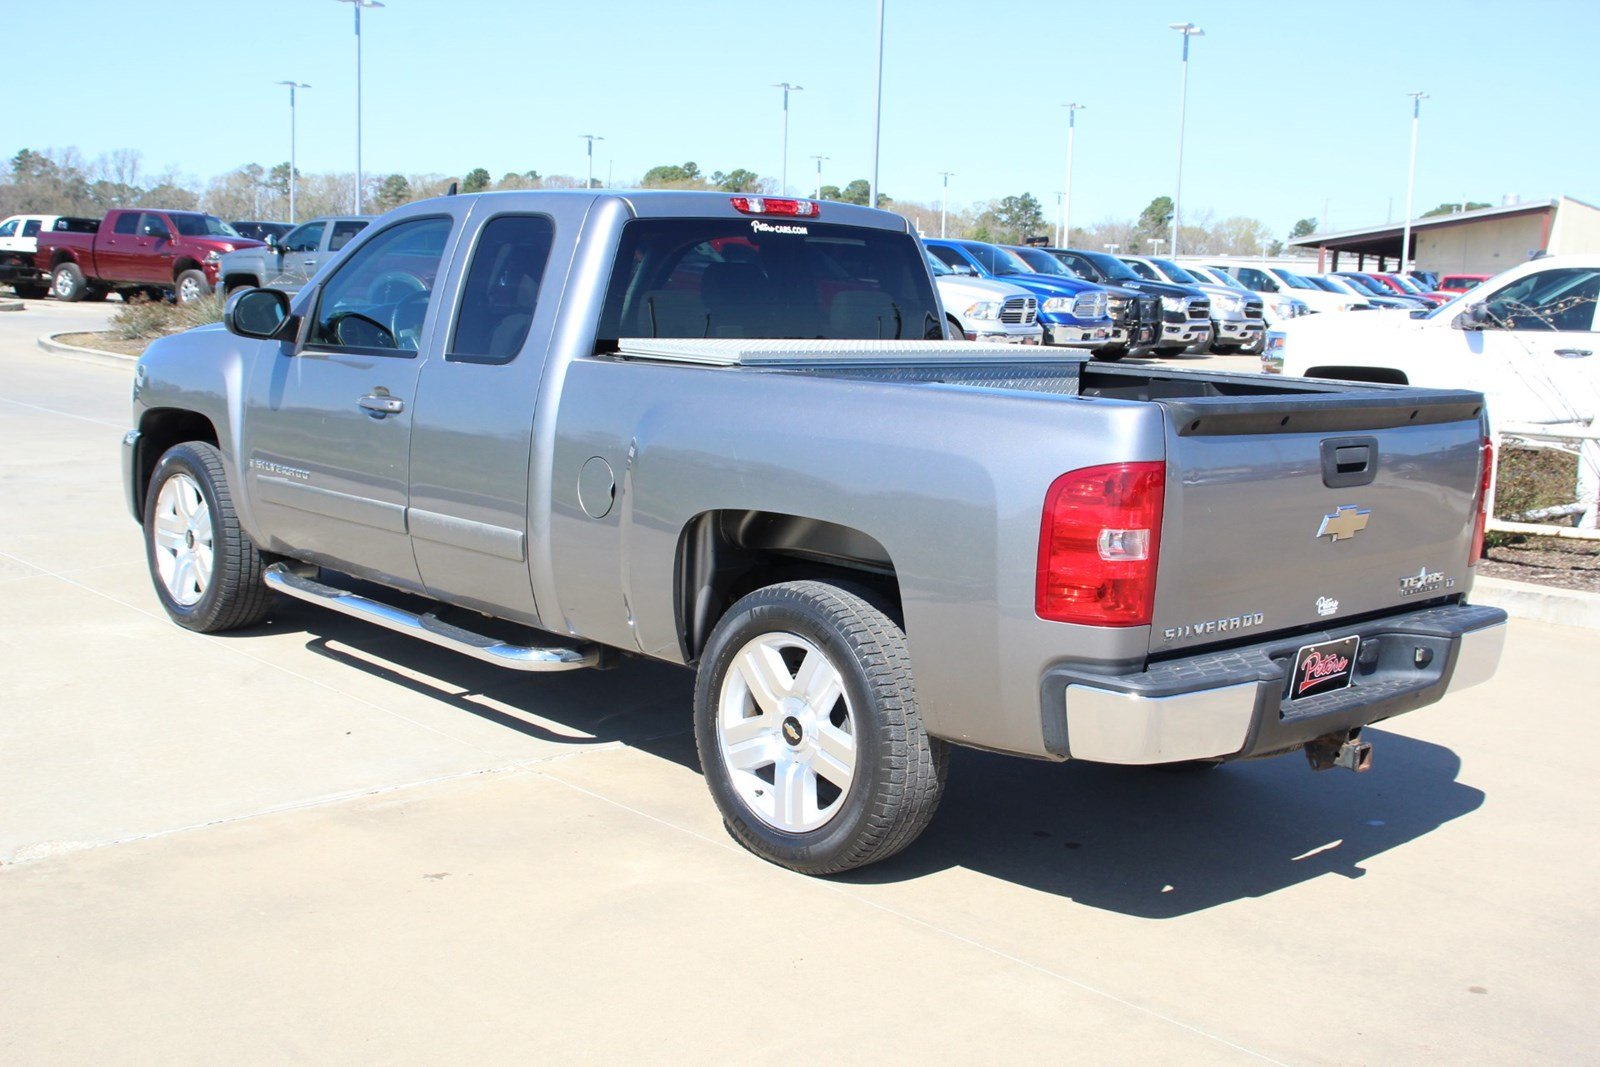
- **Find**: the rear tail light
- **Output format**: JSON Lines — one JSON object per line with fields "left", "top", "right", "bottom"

{"left": 1036, "top": 462, "right": 1166, "bottom": 626}
{"left": 1469, "top": 437, "right": 1493, "bottom": 566}
{"left": 729, "top": 196, "right": 820, "bottom": 218}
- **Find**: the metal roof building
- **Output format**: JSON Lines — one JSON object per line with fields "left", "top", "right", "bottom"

{"left": 1288, "top": 196, "right": 1600, "bottom": 274}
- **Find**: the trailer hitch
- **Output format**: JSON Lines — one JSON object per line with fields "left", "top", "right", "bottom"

{"left": 1304, "top": 730, "right": 1373, "bottom": 773}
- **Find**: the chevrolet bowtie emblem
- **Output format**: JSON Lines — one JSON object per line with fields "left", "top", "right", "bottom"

{"left": 1317, "top": 505, "right": 1370, "bottom": 542}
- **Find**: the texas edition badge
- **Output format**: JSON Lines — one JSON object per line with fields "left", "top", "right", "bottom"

{"left": 1290, "top": 636, "right": 1361, "bottom": 700}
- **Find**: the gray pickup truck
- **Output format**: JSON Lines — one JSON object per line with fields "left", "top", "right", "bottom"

{"left": 215, "top": 215, "right": 370, "bottom": 296}
{"left": 122, "top": 190, "right": 1507, "bottom": 874}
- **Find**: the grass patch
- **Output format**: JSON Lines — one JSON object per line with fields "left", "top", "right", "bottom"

{"left": 1494, "top": 445, "right": 1579, "bottom": 521}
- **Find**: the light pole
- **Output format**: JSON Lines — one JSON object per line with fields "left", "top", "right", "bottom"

{"left": 810, "top": 154, "right": 829, "bottom": 199}
{"left": 335, "top": 0, "right": 384, "bottom": 214}
{"left": 275, "top": 81, "right": 310, "bottom": 223}
{"left": 581, "top": 134, "right": 604, "bottom": 189}
{"left": 870, "top": 0, "right": 884, "bottom": 208}
{"left": 773, "top": 82, "right": 803, "bottom": 194}
{"left": 938, "top": 171, "right": 954, "bottom": 237}
{"left": 1168, "top": 21, "right": 1203, "bottom": 257}
{"left": 1054, "top": 192, "right": 1064, "bottom": 247}
{"left": 1401, "top": 91, "right": 1428, "bottom": 273}
{"left": 1061, "top": 102, "right": 1084, "bottom": 248}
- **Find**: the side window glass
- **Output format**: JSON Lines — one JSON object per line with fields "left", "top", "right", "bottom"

{"left": 329, "top": 220, "right": 367, "bottom": 252}
{"left": 448, "top": 215, "right": 555, "bottom": 364}
{"left": 1127, "top": 260, "right": 1157, "bottom": 280}
{"left": 0, "top": 220, "right": 16, "bottom": 237}
{"left": 929, "top": 246, "right": 966, "bottom": 270}
{"left": 308, "top": 215, "right": 453, "bottom": 355}
{"left": 1483, "top": 268, "right": 1600, "bottom": 332}
{"left": 282, "top": 222, "right": 324, "bottom": 253}
{"left": 22, "top": 219, "right": 41, "bottom": 238}
{"left": 139, "top": 214, "right": 171, "bottom": 239}
{"left": 112, "top": 213, "right": 139, "bottom": 235}
{"left": 1239, "top": 268, "right": 1276, "bottom": 291}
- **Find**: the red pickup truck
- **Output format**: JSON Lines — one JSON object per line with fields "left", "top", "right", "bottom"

{"left": 36, "top": 209, "right": 264, "bottom": 304}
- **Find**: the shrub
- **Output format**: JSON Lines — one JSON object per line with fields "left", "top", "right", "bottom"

{"left": 110, "top": 294, "right": 224, "bottom": 341}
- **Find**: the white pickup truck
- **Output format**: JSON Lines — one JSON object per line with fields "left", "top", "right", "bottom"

{"left": 1268, "top": 254, "right": 1600, "bottom": 428}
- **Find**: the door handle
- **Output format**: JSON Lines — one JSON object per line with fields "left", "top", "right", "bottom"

{"left": 301, "top": 260, "right": 317, "bottom": 267}
{"left": 358, "top": 393, "right": 404, "bottom": 417}
{"left": 1554, "top": 348, "right": 1592, "bottom": 358}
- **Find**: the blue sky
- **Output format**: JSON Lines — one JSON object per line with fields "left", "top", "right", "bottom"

{"left": 8, "top": 0, "right": 1595, "bottom": 237}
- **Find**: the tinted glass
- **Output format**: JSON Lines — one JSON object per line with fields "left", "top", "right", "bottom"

{"left": 308, "top": 215, "right": 453, "bottom": 354}
{"left": 1237, "top": 267, "right": 1278, "bottom": 291}
{"left": 329, "top": 219, "right": 368, "bottom": 251}
{"left": 112, "top": 213, "right": 140, "bottom": 235}
{"left": 1481, "top": 268, "right": 1600, "bottom": 332}
{"left": 1123, "top": 259, "right": 1158, "bottom": 280}
{"left": 0, "top": 220, "right": 15, "bottom": 237}
{"left": 21, "top": 219, "right": 40, "bottom": 238}
{"left": 1150, "top": 257, "right": 1199, "bottom": 283}
{"left": 449, "top": 214, "right": 555, "bottom": 364}
{"left": 1008, "top": 246, "right": 1072, "bottom": 275}
{"left": 597, "top": 219, "right": 942, "bottom": 342}
{"left": 281, "top": 222, "right": 324, "bottom": 253}
{"left": 1076, "top": 250, "right": 1143, "bottom": 283}
{"left": 966, "top": 243, "right": 1029, "bottom": 275}
{"left": 924, "top": 250, "right": 952, "bottom": 276}
{"left": 139, "top": 213, "right": 171, "bottom": 238}
{"left": 929, "top": 245, "right": 969, "bottom": 270}
{"left": 170, "top": 214, "right": 241, "bottom": 238}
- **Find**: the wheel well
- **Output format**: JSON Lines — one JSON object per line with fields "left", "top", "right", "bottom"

{"left": 173, "top": 258, "right": 203, "bottom": 279}
{"left": 675, "top": 510, "right": 902, "bottom": 663}
{"left": 133, "top": 409, "right": 219, "bottom": 521}
{"left": 224, "top": 274, "right": 260, "bottom": 292}
{"left": 1304, "top": 365, "right": 1409, "bottom": 385}
{"left": 51, "top": 251, "right": 76, "bottom": 270}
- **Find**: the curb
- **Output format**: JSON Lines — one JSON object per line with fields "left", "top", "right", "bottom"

{"left": 36, "top": 331, "right": 137, "bottom": 371}
{"left": 1472, "top": 575, "right": 1600, "bottom": 630}
{"left": 1, "top": 298, "right": 23, "bottom": 312}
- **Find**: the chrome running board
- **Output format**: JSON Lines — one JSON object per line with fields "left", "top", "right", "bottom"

{"left": 264, "top": 564, "right": 599, "bottom": 672}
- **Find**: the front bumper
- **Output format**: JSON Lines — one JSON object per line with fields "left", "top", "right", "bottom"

{"left": 1041, "top": 602, "right": 1507, "bottom": 764}
{"left": 122, "top": 429, "right": 143, "bottom": 522}
{"left": 1043, "top": 322, "right": 1113, "bottom": 347}
{"left": 1213, "top": 319, "right": 1265, "bottom": 343}
{"left": 1159, "top": 319, "right": 1212, "bottom": 346}
{"left": 963, "top": 321, "right": 1044, "bottom": 344}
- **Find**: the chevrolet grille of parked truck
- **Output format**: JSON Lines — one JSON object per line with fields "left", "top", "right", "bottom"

{"left": 123, "top": 190, "right": 1507, "bottom": 875}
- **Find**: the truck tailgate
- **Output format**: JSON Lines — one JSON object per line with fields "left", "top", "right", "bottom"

{"left": 1148, "top": 392, "right": 1486, "bottom": 656}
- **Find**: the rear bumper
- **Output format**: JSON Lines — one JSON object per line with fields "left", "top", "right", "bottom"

{"left": 1041, "top": 602, "right": 1507, "bottom": 764}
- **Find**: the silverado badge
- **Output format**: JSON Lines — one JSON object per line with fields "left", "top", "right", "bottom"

{"left": 1317, "top": 505, "right": 1370, "bottom": 542}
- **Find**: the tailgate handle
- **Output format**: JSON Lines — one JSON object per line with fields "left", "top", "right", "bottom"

{"left": 1321, "top": 436, "right": 1378, "bottom": 488}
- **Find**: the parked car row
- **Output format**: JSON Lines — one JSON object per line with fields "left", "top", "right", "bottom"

{"left": 0, "top": 210, "right": 370, "bottom": 304}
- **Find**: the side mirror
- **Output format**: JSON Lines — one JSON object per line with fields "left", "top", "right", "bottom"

{"left": 951, "top": 262, "right": 977, "bottom": 276}
{"left": 1452, "top": 303, "right": 1493, "bottom": 331}
{"left": 225, "top": 287, "right": 294, "bottom": 340}
{"left": 265, "top": 233, "right": 278, "bottom": 249}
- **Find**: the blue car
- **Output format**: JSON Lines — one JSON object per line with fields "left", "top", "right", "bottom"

{"left": 924, "top": 239, "right": 1112, "bottom": 350}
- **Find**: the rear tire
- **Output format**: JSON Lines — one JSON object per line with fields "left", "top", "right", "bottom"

{"left": 1153, "top": 344, "right": 1186, "bottom": 358}
{"left": 694, "top": 581, "right": 948, "bottom": 875}
{"left": 1091, "top": 346, "right": 1127, "bottom": 362}
{"left": 51, "top": 262, "right": 86, "bottom": 302}
{"left": 1210, "top": 343, "right": 1241, "bottom": 355}
{"left": 13, "top": 283, "right": 48, "bottom": 300}
{"left": 946, "top": 315, "right": 968, "bottom": 341}
{"left": 143, "top": 441, "right": 273, "bottom": 633}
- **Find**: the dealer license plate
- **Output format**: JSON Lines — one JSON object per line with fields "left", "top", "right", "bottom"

{"left": 1289, "top": 636, "right": 1360, "bottom": 701}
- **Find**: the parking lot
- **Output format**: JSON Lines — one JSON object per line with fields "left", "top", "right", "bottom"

{"left": 1, "top": 303, "right": 1596, "bottom": 1062}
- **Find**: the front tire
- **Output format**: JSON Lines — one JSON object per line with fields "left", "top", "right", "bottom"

{"left": 694, "top": 581, "right": 948, "bottom": 875}
{"left": 174, "top": 269, "right": 208, "bottom": 304}
{"left": 51, "top": 262, "right": 86, "bottom": 302}
{"left": 143, "top": 442, "right": 273, "bottom": 633}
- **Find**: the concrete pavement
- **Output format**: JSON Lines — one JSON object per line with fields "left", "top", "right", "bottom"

{"left": 2, "top": 308, "right": 1597, "bottom": 1063}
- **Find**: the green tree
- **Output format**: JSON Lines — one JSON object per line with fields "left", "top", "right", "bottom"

{"left": 374, "top": 173, "right": 411, "bottom": 211}
{"left": 461, "top": 167, "right": 492, "bottom": 194}
{"left": 1267, "top": 239, "right": 1285, "bottom": 256}
{"left": 1421, "top": 200, "right": 1492, "bottom": 218}
{"left": 840, "top": 179, "right": 871, "bottom": 205}
{"left": 641, "top": 161, "right": 703, "bottom": 186}
{"left": 987, "top": 193, "right": 1045, "bottom": 243}
{"left": 715, "top": 168, "right": 762, "bottom": 192}
{"left": 1288, "top": 217, "right": 1318, "bottom": 239}
{"left": 818, "top": 183, "right": 842, "bottom": 201}
{"left": 1134, "top": 196, "right": 1173, "bottom": 245}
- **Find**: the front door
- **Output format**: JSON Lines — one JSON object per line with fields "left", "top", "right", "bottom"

{"left": 266, "top": 220, "right": 324, "bottom": 290}
{"left": 1464, "top": 264, "right": 1600, "bottom": 427}
{"left": 240, "top": 211, "right": 462, "bottom": 589}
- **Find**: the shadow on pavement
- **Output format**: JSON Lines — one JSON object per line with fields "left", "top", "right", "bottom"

{"left": 840, "top": 731, "right": 1483, "bottom": 917}
{"left": 243, "top": 597, "right": 1481, "bottom": 915}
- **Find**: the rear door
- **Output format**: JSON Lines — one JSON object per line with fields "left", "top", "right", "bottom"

{"left": 97, "top": 211, "right": 143, "bottom": 280}
{"left": 1148, "top": 394, "right": 1486, "bottom": 656}
{"left": 240, "top": 208, "right": 466, "bottom": 588}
